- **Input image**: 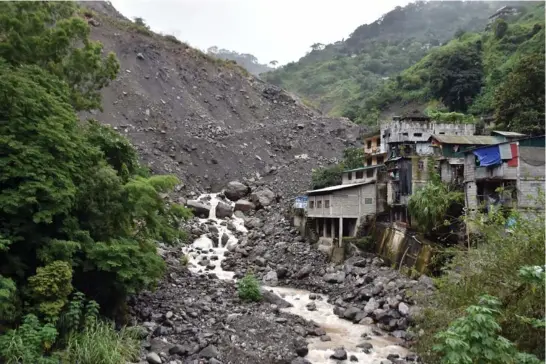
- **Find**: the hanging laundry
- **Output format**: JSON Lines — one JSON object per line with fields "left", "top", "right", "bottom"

{"left": 498, "top": 143, "right": 513, "bottom": 160}
{"left": 473, "top": 145, "right": 501, "bottom": 167}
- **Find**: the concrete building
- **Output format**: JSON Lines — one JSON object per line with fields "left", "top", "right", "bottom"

{"left": 430, "top": 135, "right": 502, "bottom": 184}
{"left": 306, "top": 165, "right": 386, "bottom": 244}
{"left": 463, "top": 136, "right": 545, "bottom": 213}
{"left": 363, "top": 133, "right": 387, "bottom": 166}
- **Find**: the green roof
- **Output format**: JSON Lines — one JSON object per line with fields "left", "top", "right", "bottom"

{"left": 344, "top": 164, "right": 384, "bottom": 173}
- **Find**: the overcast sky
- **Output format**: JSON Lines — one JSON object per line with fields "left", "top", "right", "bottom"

{"left": 109, "top": 0, "right": 412, "bottom": 65}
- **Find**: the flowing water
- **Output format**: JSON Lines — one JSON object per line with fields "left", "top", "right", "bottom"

{"left": 184, "top": 194, "right": 409, "bottom": 363}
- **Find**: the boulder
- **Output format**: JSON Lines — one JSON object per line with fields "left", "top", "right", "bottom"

{"left": 261, "top": 290, "right": 293, "bottom": 308}
{"left": 323, "top": 271, "right": 346, "bottom": 283}
{"left": 186, "top": 200, "right": 211, "bottom": 218}
{"left": 199, "top": 345, "right": 219, "bottom": 359}
{"left": 263, "top": 270, "right": 279, "bottom": 286}
{"left": 398, "top": 302, "right": 410, "bottom": 316}
{"left": 146, "top": 352, "right": 162, "bottom": 364}
{"left": 224, "top": 181, "right": 250, "bottom": 201}
{"left": 234, "top": 199, "right": 255, "bottom": 212}
{"left": 250, "top": 188, "right": 275, "bottom": 207}
{"left": 215, "top": 201, "right": 233, "bottom": 218}
{"left": 306, "top": 302, "right": 317, "bottom": 311}
{"left": 276, "top": 266, "right": 289, "bottom": 279}
{"left": 343, "top": 306, "right": 362, "bottom": 321}
{"left": 296, "top": 265, "right": 312, "bottom": 279}
{"left": 330, "top": 348, "right": 348, "bottom": 360}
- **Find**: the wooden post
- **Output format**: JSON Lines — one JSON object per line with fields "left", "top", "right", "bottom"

{"left": 339, "top": 217, "right": 343, "bottom": 247}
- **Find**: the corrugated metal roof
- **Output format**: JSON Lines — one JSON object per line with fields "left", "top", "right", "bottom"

{"left": 431, "top": 135, "right": 501, "bottom": 145}
{"left": 491, "top": 130, "right": 527, "bottom": 137}
{"left": 306, "top": 181, "right": 374, "bottom": 195}
{"left": 344, "top": 164, "right": 384, "bottom": 173}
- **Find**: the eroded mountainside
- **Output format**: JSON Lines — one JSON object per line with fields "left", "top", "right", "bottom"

{"left": 80, "top": 1, "right": 361, "bottom": 199}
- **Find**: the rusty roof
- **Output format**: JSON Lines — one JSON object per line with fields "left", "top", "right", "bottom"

{"left": 431, "top": 135, "right": 501, "bottom": 145}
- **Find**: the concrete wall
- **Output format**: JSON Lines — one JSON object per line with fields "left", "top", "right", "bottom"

{"left": 342, "top": 169, "right": 377, "bottom": 185}
{"left": 307, "top": 183, "right": 377, "bottom": 218}
{"left": 381, "top": 119, "right": 475, "bottom": 145}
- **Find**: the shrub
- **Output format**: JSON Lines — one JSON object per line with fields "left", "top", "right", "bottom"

{"left": 237, "top": 273, "right": 262, "bottom": 302}
{"left": 0, "top": 314, "right": 58, "bottom": 364}
{"left": 434, "top": 295, "right": 541, "bottom": 364}
{"left": 60, "top": 321, "right": 140, "bottom": 364}
{"left": 413, "top": 204, "right": 545, "bottom": 361}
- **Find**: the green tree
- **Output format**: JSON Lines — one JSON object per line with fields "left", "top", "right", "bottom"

{"left": 494, "top": 52, "right": 545, "bottom": 135}
{"left": 0, "top": 1, "right": 119, "bottom": 111}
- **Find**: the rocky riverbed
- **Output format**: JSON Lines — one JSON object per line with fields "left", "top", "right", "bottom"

{"left": 130, "top": 181, "right": 431, "bottom": 364}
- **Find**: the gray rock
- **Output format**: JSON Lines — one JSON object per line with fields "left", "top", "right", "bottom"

{"left": 146, "top": 352, "right": 162, "bottom": 364}
{"left": 276, "top": 266, "right": 289, "bottom": 279}
{"left": 250, "top": 188, "right": 275, "bottom": 207}
{"left": 418, "top": 275, "right": 435, "bottom": 288}
{"left": 136, "top": 52, "right": 145, "bottom": 60}
{"left": 364, "top": 297, "right": 379, "bottom": 314}
{"left": 398, "top": 302, "right": 410, "bottom": 316}
{"left": 261, "top": 290, "right": 293, "bottom": 308}
{"left": 199, "top": 345, "right": 219, "bottom": 359}
{"left": 323, "top": 271, "right": 346, "bottom": 283}
{"left": 306, "top": 302, "right": 317, "bottom": 311}
{"left": 343, "top": 306, "right": 361, "bottom": 320}
{"left": 215, "top": 201, "right": 233, "bottom": 218}
{"left": 186, "top": 200, "right": 211, "bottom": 218}
{"left": 330, "top": 348, "right": 348, "bottom": 360}
{"left": 224, "top": 181, "right": 250, "bottom": 201}
{"left": 234, "top": 199, "right": 255, "bottom": 212}
{"left": 350, "top": 355, "right": 359, "bottom": 362}
{"left": 263, "top": 270, "right": 279, "bottom": 286}
{"left": 320, "top": 335, "right": 332, "bottom": 341}
{"left": 296, "top": 265, "right": 312, "bottom": 279}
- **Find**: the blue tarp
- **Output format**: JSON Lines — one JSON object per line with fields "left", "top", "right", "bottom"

{"left": 473, "top": 145, "right": 501, "bottom": 167}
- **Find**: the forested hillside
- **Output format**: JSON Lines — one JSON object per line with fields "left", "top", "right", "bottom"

{"left": 350, "top": 2, "right": 545, "bottom": 134}
{"left": 207, "top": 46, "right": 275, "bottom": 76}
{"left": 263, "top": 1, "right": 539, "bottom": 118}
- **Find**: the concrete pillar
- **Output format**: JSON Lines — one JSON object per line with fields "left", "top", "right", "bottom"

{"left": 331, "top": 219, "right": 335, "bottom": 238}
{"left": 315, "top": 218, "right": 319, "bottom": 234}
{"left": 322, "top": 219, "right": 327, "bottom": 237}
{"left": 339, "top": 217, "right": 343, "bottom": 247}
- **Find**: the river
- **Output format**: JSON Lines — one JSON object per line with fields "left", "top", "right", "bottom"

{"left": 183, "top": 194, "right": 409, "bottom": 364}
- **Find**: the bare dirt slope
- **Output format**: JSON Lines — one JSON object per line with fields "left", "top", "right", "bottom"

{"left": 80, "top": 1, "right": 363, "bottom": 200}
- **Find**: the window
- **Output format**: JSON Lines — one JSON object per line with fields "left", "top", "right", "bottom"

{"left": 317, "top": 200, "right": 322, "bottom": 208}
{"left": 366, "top": 158, "right": 372, "bottom": 166}
{"left": 309, "top": 201, "right": 314, "bottom": 208}
{"left": 403, "top": 132, "right": 408, "bottom": 136}
{"left": 325, "top": 200, "right": 330, "bottom": 208}
{"left": 365, "top": 198, "right": 373, "bottom": 204}
{"left": 356, "top": 170, "right": 364, "bottom": 179}
{"left": 418, "top": 160, "right": 424, "bottom": 171}
{"left": 414, "top": 133, "right": 422, "bottom": 137}
{"left": 366, "top": 169, "right": 374, "bottom": 178}
{"left": 377, "top": 139, "right": 381, "bottom": 147}
{"left": 439, "top": 131, "right": 445, "bottom": 135}
{"left": 377, "top": 156, "right": 384, "bottom": 164}
{"left": 366, "top": 140, "right": 372, "bottom": 149}
{"left": 347, "top": 172, "right": 352, "bottom": 180}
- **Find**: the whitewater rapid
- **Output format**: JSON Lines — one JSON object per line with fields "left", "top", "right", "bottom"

{"left": 183, "top": 194, "right": 409, "bottom": 364}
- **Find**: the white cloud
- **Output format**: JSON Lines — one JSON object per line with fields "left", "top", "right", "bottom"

{"left": 109, "top": 0, "right": 411, "bottom": 65}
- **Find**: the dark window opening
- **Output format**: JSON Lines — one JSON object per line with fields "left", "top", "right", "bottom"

{"left": 367, "top": 169, "right": 374, "bottom": 178}
{"left": 366, "top": 158, "right": 372, "bottom": 166}
{"left": 377, "top": 139, "right": 381, "bottom": 147}
{"left": 418, "top": 160, "right": 424, "bottom": 171}
{"left": 317, "top": 200, "right": 322, "bottom": 208}
{"left": 403, "top": 132, "right": 408, "bottom": 136}
{"left": 414, "top": 133, "right": 422, "bottom": 137}
{"left": 439, "top": 132, "right": 445, "bottom": 135}
{"left": 309, "top": 201, "right": 314, "bottom": 208}
{"left": 356, "top": 171, "right": 364, "bottom": 179}
{"left": 325, "top": 200, "right": 330, "bottom": 208}
{"left": 365, "top": 197, "right": 373, "bottom": 204}
{"left": 377, "top": 156, "right": 384, "bottom": 164}
{"left": 366, "top": 140, "right": 372, "bottom": 148}
{"left": 347, "top": 172, "right": 352, "bottom": 180}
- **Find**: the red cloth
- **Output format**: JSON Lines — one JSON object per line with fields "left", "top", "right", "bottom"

{"left": 507, "top": 143, "right": 518, "bottom": 167}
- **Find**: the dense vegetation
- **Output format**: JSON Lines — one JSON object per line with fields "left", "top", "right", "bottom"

{"left": 349, "top": 3, "right": 545, "bottom": 132}
{"left": 207, "top": 46, "right": 275, "bottom": 76}
{"left": 413, "top": 195, "right": 545, "bottom": 363}
{"left": 0, "top": 2, "right": 191, "bottom": 362}
{"left": 310, "top": 147, "right": 365, "bottom": 189}
{"left": 263, "top": 1, "right": 518, "bottom": 116}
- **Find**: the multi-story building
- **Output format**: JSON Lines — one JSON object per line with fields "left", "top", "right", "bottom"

{"left": 363, "top": 133, "right": 387, "bottom": 166}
